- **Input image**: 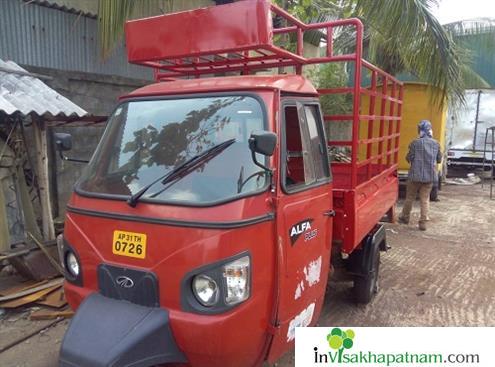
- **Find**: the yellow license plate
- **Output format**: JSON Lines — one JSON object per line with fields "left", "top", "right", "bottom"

{"left": 112, "top": 230, "right": 147, "bottom": 259}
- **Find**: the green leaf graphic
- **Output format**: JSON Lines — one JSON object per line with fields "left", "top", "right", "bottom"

{"left": 327, "top": 328, "right": 355, "bottom": 351}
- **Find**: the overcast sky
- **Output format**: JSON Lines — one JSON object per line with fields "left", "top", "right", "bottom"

{"left": 431, "top": 0, "right": 495, "bottom": 24}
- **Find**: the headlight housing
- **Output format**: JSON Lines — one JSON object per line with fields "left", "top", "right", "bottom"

{"left": 192, "top": 275, "right": 219, "bottom": 306}
{"left": 60, "top": 240, "right": 83, "bottom": 286}
{"left": 65, "top": 251, "right": 80, "bottom": 278}
{"left": 182, "top": 252, "right": 251, "bottom": 314}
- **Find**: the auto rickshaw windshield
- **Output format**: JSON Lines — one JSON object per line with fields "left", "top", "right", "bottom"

{"left": 77, "top": 95, "right": 268, "bottom": 205}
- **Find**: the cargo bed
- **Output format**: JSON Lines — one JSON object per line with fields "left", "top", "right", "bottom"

{"left": 332, "top": 164, "right": 397, "bottom": 253}
{"left": 320, "top": 68, "right": 402, "bottom": 254}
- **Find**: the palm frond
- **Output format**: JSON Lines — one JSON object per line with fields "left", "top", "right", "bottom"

{"left": 98, "top": 0, "right": 174, "bottom": 59}
{"left": 353, "top": 0, "right": 464, "bottom": 104}
{"left": 459, "top": 63, "right": 491, "bottom": 88}
{"left": 98, "top": 0, "right": 136, "bottom": 59}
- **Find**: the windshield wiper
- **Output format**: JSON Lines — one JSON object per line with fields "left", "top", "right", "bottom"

{"left": 127, "top": 138, "right": 236, "bottom": 207}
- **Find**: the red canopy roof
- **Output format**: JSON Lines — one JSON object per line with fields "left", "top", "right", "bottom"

{"left": 123, "top": 75, "right": 318, "bottom": 98}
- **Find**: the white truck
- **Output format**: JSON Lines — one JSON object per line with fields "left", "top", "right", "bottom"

{"left": 447, "top": 89, "right": 495, "bottom": 172}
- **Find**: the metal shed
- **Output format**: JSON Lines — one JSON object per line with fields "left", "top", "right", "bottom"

{"left": 0, "top": 59, "right": 87, "bottom": 118}
{"left": 0, "top": 59, "right": 86, "bottom": 275}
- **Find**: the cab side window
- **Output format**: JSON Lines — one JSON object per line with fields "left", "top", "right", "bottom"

{"left": 283, "top": 102, "right": 329, "bottom": 190}
{"left": 304, "top": 105, "right": 327, "bottom": 180}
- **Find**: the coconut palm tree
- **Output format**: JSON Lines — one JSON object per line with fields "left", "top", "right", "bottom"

{"left": 97, "top": 0, "right": 493, "bottom": 103}
{"left": 98, "top": 0, "right": 177, "bottom": 60}
{"left": 306, "top": 0, "right": 494, "bottom": 101}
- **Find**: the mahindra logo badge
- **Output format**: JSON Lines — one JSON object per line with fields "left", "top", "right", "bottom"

{"left": 116, "top": 275, "right": 134, "bottom": 288}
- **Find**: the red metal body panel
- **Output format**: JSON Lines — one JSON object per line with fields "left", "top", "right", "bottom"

{"left": 267, "top": 182, "right": 333, "bottom": 362}
{"left": 125, "top": 1, "right": 272, "bottom": 63}
{"left": 123, "top": 0, "right": 392, "bottom": 82}
{"left": 333, "top": 168, "right": 398, "bottom": 254}
{"left": 125, "top": 75, "right": 318, "bottom": 99}
{"left": 64, "top": 196, "right": 275, "bottom": 367}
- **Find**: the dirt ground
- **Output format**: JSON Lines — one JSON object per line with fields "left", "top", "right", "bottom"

{"left": 0, "top": 183, "right": 494, "bottom": 367}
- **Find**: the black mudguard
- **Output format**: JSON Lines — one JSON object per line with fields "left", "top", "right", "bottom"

{"left": 59, "top": 293, "right": 187, "bottom": 367}
{"left": 346, "top": 224, "right": 386, "bottom": 276}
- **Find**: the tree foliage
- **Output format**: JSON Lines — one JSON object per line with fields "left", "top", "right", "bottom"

{"left": 273, "top": 0, "right": 494, "bottom": 103}
{"left": 98, "top": 0, "right": 174, "bottom": 59}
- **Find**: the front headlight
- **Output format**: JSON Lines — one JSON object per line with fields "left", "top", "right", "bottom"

{"left": 65, "top": 251, "right": 80, "bottom": 278}
{"left": 60, "top": 242, "right": 83, "bottom": 286}
{"left": 223, "top": 256, "right": 250, "bottom": 305}
{"left": 182, "top": 253, "right": 251, "bottom": 314}
{"left": 193, "top": 274, "right": 219, "bottom": 307}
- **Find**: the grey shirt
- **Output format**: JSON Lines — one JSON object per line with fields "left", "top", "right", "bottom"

{"left": 406, "top": 136, "right": 442, "bottom": 183}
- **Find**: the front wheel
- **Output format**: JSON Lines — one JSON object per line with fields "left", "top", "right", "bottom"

{"left": 352, "top": 244, "right": 380, "bottom": 304}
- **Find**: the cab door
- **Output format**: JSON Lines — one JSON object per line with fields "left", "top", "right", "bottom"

{"left": 267, "top": 98, "right": 333, "bottom": 361}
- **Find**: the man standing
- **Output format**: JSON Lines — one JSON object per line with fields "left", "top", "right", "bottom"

{"left": 399, "top": 120, "right": 442, "bottom": 231}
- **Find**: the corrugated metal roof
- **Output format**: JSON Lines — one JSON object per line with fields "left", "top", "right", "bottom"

{"left": 0, "top": 0, "right": 152, "bottom": 80}
{"left": 0, "top": 59, "right": 87, "bottom": 117}
{"left": 26, "top": 0, "right": 97, "bottom": 18}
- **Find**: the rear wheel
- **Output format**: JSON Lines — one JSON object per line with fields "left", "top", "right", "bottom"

{"left": 352, "top": 243, "right": 380, "bottom": 304}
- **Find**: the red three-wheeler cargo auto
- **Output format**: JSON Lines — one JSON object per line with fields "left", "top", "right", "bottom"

{"left": 57, "top": 1, "right": 403, "bottom": 366}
